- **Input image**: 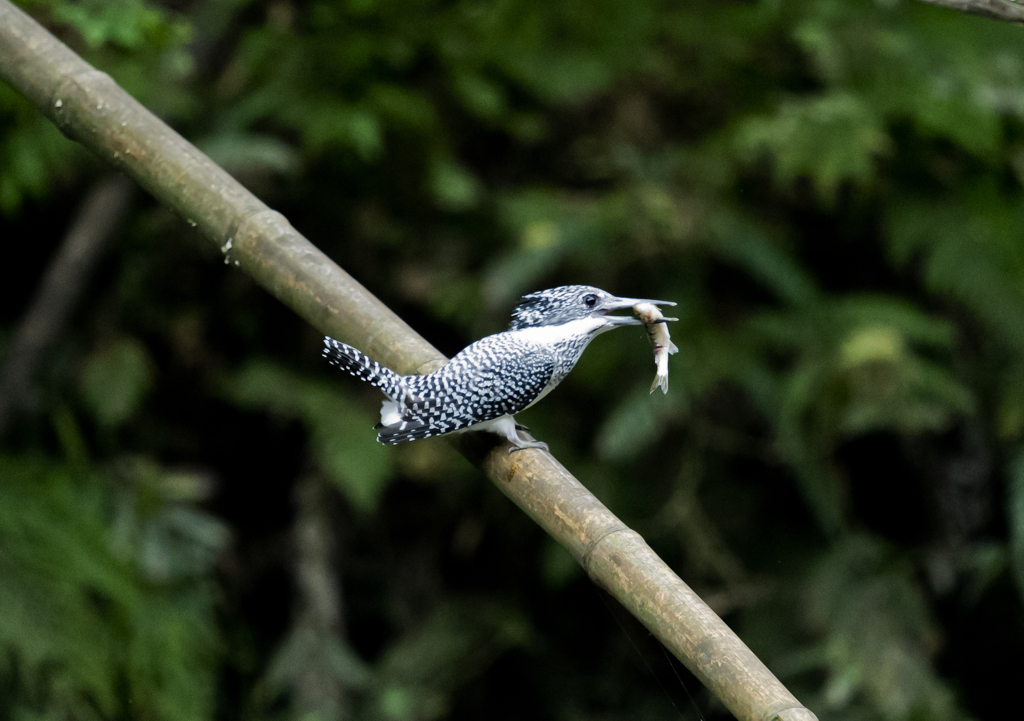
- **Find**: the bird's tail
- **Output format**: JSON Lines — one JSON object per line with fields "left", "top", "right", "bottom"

{"left": 322, "top": 337, "right": 403, "bottom": 399}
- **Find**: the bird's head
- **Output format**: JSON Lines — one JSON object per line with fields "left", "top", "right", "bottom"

{"left": 508, "top": 285, "right": 675, "bottom": 331}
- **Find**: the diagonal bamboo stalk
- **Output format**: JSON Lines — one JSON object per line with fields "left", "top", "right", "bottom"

{"left": 916, "top": 0, "right": 1024, "bottom": 24}
{"left": 0, "top": 3, "right": 816, "bottom": 719}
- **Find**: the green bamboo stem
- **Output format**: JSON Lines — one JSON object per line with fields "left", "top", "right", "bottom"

{"left": 916, "top": 0, "right": 1024, "bottom": 24}
{"left": 0, "top": 3, "right": 816, "bottom": 719}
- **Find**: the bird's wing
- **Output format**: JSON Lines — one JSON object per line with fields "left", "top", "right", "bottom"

{"left": 377, "top": 335, "right": 555, "bottom": 445}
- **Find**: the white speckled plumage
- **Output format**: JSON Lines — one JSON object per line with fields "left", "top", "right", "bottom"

{"left": 322, "top": 285, "right": 675, "bottom": 452}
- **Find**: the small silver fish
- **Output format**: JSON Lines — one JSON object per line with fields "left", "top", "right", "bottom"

{"left": 633, "top": 302, "right": 679, "bottom": 394}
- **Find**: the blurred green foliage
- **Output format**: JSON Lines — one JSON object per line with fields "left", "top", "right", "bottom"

{"left": 79, "top": 336, "right": 155, "bottom": 428}
{"left": 4, "top": 0, "right": 1024, "bottom": 719}
{"left": 0, "top": 456, "right": 224, "bottom": 721}
{"left": 226, "top": 359, "right": 392, "bottom": 511}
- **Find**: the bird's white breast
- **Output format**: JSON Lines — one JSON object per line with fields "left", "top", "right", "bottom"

{"left": 511, "top": 317, "right": 609, "bottom": 346}
{"left": 511, "top": 317, "right": 610, "bottom": 410}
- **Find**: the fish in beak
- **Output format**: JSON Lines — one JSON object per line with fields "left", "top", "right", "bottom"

{"left": 595, "top": 296, "right": 676, "bottom": 326}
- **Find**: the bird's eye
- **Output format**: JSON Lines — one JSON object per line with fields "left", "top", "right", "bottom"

{"left": 583, "top": 294, "right": 598, "bottom": 308}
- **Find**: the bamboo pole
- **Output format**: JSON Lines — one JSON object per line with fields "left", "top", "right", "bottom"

{"left": 0, "top": 4, "right": 816, "bottom": 719}
{"left": 916, "top": 0, "right": 1024, "bottom": 24}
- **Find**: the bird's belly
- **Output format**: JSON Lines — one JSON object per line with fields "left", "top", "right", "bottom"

{"left": 380, "top": 399, "right": 402, "bottom": 426}
{"left": 453, "top": 414, "right": 516, "bottom": 436}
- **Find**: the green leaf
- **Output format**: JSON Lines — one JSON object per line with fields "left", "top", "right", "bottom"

{"left": 0, "top": 459, "right": 130, "bottom": 717}
{"left": 428, "top": 158, "right": 481, "bottom": 211}
{"left": 79, "top": 337, "right": 154, "bottom": 428}
{"left": 226, "top": 360, "right": 393, "bottom": 511}
{"left": 376, "top": 600, "right": 533, "bottom": 693}
{"left": 451, "top": 71, "right": 506, "bottom": 120}
{"left": 710, "top": 213, "right": 818, "bottom": 306}
{"left": 197, "top": 132, "right": 300, "bottom": 175}
{"left": 594, "top": 386, "right": 677, "bottom": 461}
{"left": 295, "top": 100, "right": 384, "bottom": 160}
{"left": 310, "top": 408, "right": 392, "bottom": 513}
{"left": 51, "top": 0, "right": 185, "bottom": 50}
{"left": 0, "top": 457, "right": 222, "bottom": 721}
{"left": 806, "top": 536, "right": 961, "bottom": 720}
{"left": 888, "top": 192, "right": 1024, "bottom": 352}
{"left": 734, "top": 93, "right": 889, "bottom": 199}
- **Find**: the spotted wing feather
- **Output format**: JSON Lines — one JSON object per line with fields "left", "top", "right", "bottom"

{"left": 377, "top": 334, "right": 555, "bottom": 445}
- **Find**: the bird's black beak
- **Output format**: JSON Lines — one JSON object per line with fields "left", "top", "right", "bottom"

{"left": 595, "top": 296, "right": 676, "bottom": 326}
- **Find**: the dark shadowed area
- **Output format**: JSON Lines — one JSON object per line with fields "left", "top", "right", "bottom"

{"left": 2, "top": 1, "right": 1024, "bottom": 719}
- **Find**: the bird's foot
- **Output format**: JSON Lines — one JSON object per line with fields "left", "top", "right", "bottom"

{"left": 508, "top": 440, "right": 549, "bottom": 454}
{"left": 515, "top": 423, "right": 530, "bottom": 432}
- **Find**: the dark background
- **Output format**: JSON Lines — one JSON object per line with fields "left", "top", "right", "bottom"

{"left": 2, "top": 1, "right": 1024, "bottom": 719}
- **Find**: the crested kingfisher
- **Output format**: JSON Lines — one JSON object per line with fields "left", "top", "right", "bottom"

{"left": 322, "top": 285, "right": 676, "bottom": 453}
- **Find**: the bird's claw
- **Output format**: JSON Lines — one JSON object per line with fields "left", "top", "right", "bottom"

{"left": 508, "top": 442, "right": 549, "bottom": 454}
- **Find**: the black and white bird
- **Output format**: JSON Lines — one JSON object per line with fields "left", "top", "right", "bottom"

{"left": 322, "top": 285, "right": 675, "bottom": 453}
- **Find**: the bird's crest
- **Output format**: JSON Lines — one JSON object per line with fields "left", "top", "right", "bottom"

{"left": 508, "top": 285, "right": 607, "bottom": 330}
